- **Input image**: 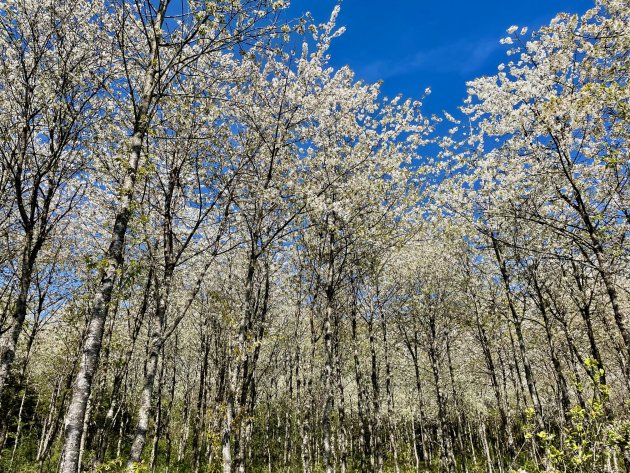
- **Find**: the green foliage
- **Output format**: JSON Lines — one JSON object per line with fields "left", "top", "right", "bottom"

{"left": 94, "top": 457, "right": 124, "bottom": 472}
{"left": 515, "top": 360, "right": 628, "bottom": 473}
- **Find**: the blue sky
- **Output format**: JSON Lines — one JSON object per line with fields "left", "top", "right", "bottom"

{"left": 287, "top": 0, "right": 594, "bottom": 116}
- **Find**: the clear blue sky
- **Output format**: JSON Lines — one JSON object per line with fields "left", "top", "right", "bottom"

{"left": 287, "top": 1, "right": 594, "bottom": 115}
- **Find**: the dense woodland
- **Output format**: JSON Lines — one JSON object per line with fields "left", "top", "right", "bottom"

{"left": 0, "top": 0, "right": 628, "bottom": 472}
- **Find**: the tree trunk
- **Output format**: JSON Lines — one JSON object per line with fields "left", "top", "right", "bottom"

{"left": 427, "top": 316, "right": 455, "bottom": 473}
{"left": 334, "top": 312, "right": 348, "bottom": 473}
{"left": 97, "top": 270, "right": 151, "bottom": 464}
{"left": 150, "top": 355, "right": 165, "bottom": 473}
{"left": 58, "top": 5, "right": 166, "bottom": 470}
{"left": 491, "top": 236, "right": 543, "bottom": 427}
{"left": 0, "top": 231, "right": 35, "bottom": 401}
{"left": 351, "top": 303, "right": 372, "bottom": 471}
{"left": 322, "top": 301, "right": 334, "bottom": 473}
{"left": 8, "top": 385, "right": 27, "bottom": 471}
{"left": 127, "top": 343, "right": 160, "bottom": 471}
{"left": 381, "top": 316, "right": 399, "bottom": 473}
{"left": 474, "top": 304, "right": 513, "bottom": 453}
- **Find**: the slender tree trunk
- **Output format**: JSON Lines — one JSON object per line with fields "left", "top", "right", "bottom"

{"left": 127, "top": 268, "right": 174, "bottom": 471}
{"left": 8, "top": 385, "right": 27, "bottom": 472}
{"left": 568, "top": 264, "right": 608, "bottom": 386}
{"left": 224, "top": 251, "right": 260, "bottom": 473}
{"left": 127, "top": 340, "right": 161, "bottom": 471}
{"left": 58, "top": 5, "right": 166, "bottom": 469}
{"left": 427, "top": 316, "right": 455, "bottom": 473}
{"left": 381, "top": 316, "right": 399, "bottom": 473}
{"left": 0, "top": 232, "right": 35, "bottom": 402}
{"left": 37, "top": 380, "right": 62, "bottom": 472}
{"left": 536, "top": 292, "right": 570, "bottom": 415}
{"left": 513, "top": 318, "right": 543, "bottom": 423}
{"left": 491, "top": 236, "right": 543, "bottom": 426}
{"left": 408, "top": 334, "right": 429, "bottom": 463}
{"left": 368, "top": 316, "right": 381, "bottom": 473}
{"left": 150, "top": 355, "right": 165, "bottom": 473}
{"left": 163, "top": 342, "right": 177, "bottom": 473}
{"left": 351, "top": 303, "right": 372, "bottom": 471}
{"left": 192, "top": 330, "right": 210, "bottom": 471}
{"left": 334, "top": 313, "right": 348, "bottom": 473}
{"left": 445, "top": 329, "right": 466, "bottom": 463}
{"left": 474, "top": 305, "right": 513, "bottom": 453}
{"left": 222, "top": 376, "right": 235, "bottom": 473}
{"left": 77, "top": 392, "right": 93, "bottom": 473}
{"left": 411, "top": 416, "right": 419, "bottom": 473}
{"left": 479, "top": 420, "right": 493, "bottom": 473}
{"left": 283, "top": 352, "right": 294, "bottom": 471}
{"left": 322, "top": 301, "right": 334, "bottom": 473}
